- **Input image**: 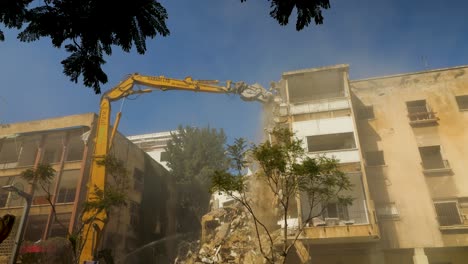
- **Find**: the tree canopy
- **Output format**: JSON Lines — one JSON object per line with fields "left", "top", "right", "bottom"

{"left": 165, "top": 125, "right": 229, "bottom": 185}
{"left": 211, "top": 127, "right": 352, "bottom": 263}
{"left": 0, "top": 0, "right": 330, "bottom": 93}
{"left": 164, "top": 125, "right": 229, "bottom": 236}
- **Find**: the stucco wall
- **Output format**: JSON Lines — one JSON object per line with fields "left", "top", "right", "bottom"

{"left": 351, "top": 66, "right": 468, "bottom": 249}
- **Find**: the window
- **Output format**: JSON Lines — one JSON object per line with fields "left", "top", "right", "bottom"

{"left": 24, "top": 215, "right": 48, "bottom": 242}
{"left": 42, "top": 133, "right": 65, "bottom": 164}
{"left": 407, "top": 100, "right": 428, "bottom": 113}
{"left": 32, "top": 172, "right": 57, "bottom": 205}
{"left": 307, "top": 132, "right": 356, "bottom": 152}
{"left": 0, "top": 139, "right": 20, "bottom": 165}
{"left": 365, "top": 151, "right": 385, "bottom": 166}
{"left": 0, "top": 176, "right": 14, "bottom": 208}
{"left": 455, "top": 95, "right": 468, "bottom": 110}
{"left": 323, "top": 202, "right": 349, "bottom": 220}
{"left": 406, "top": 100, "right": 437, "bottom": 122}
{"left": 7, "top": 177, "right": 28, "bottom": 207}
{"left": 49, "top": 213, "right": 71, "bottom": 238}
{"left": 418, "top": 146, "right": 448, "bottom": 170}
{"left": 56, "top": 188, "right": 76, "bottom": 204}
{"left": 160, "top": 151, "right": 169, "bottom": 162}
{"left": 17, "top": 136, "right": 40, "bottom": 166}
{"left": 56, "top": 170, "right": 79, "bottom": 203}
{"left": 66, "top": 131, "right": 85, "bottom": 161}
{"left": 358, "top": 105, "right": 375, "bottom": 119}
{"left": 434, "top": 201, "right": 462, "bottom": 226}
{"left": 133, "top": 168, "right": 144, "bottom": 193}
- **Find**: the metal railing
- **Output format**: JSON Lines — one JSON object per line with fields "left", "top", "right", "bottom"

{"left": 305, "top": 200, "right": 370, "bottom": 227}
{"left": 435, "top": 202, "right": 463, "bottom": 226}
{"left": 421, "top": 159, "right": 450, "bottom": 170}
{"left": 407, "top": 106, "right": 438, "bottom": 122}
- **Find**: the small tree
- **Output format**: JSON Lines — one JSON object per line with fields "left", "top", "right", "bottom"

{"left": 20, "top": 155, "right": 129, "bottom": 264}
{"left": 211, "top": 127, "right": 353, "bottom": 264}
{"left": 165, "top": 125, "right": 229, "bottom": 235}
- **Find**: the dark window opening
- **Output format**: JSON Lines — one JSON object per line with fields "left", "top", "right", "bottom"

{"left": 24, "top": 215, "right": 48, "bottom": 242}
{"left": 287, "top": 71, "right": 346, "bottom": 103}
{"left": 66, "top": 131, "right": 85, "bottom": 161}
{"left": 57, "top": 170, "right": 79, "bottom": 204}
{"left": 455, "top": 95, "right": 468, "bottom": 110}
{"left": 32, "top": 174, "right": 56, "bottom": 205}
{"left": 307, "top": 132, "right": 356, "bottom": 152}
{"left": 419, "top": 146, "right": 447, "bottom": 170}
{"left": 0, "top": 139, "right": 20, "bottom": 164}
{"left": 434, "top": 202, "right": 462, "bottom": 226}
{"left": 57, "top": 188, "right": 76, "bottom": 203}
{"left": 42, "top": 133, "right": 65, "bottom": 164}
{"left": 358, "top": 105, "right": 375, "bottom": 119}
{"left": 323, "top": 202, "right": 349, "bottom": 220}
{"left": 17, "top": 136, "right": 40, "bottom": 167}
{"left": 365, "top": 151, "right": 385, "bottom": 166}
{"left": 7, "top": 177, "right": 28, "bottom": 207}
{"left": 49, "top": 213, "right": 71, "bottom": 238}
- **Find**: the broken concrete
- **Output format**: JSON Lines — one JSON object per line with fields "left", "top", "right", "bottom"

{"left": 175, "top": 202, "right": 281, "bottom": 264}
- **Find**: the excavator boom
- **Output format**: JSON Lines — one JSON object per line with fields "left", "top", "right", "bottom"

{"left": 80, "top": 73, "right": 272, "bottom": 262}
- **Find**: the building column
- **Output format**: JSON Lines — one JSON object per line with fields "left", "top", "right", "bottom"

{"left": 413, "top": 248, "right": 429, "bottom": 264}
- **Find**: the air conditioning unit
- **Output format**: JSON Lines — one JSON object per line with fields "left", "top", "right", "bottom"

{"left": 312, "top": 217, "right": 326, "bottom": 227}
{"left": 325, "top": 218, "right": 340, "bottom": 226}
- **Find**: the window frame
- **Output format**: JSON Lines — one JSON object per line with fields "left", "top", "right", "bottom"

{"left": 418, "top": 145, "right": 450, "bottom": 170}
{"left": 306, "top": 132, "right": 357, "bottom": 153}
{"left": 433, "top": 200, "right": 463, "bottom": 227}
{"left": 455, "top": 95, "right": 468, "bottom": 111}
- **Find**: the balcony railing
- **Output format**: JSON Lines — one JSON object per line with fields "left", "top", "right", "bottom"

{"left": 298, "top": 201, "right": 380, "bottom": 243}
{"left": 421, "top": 159, "right": 453, "bottom": 175}
{"left": 308, "top": 208, "right": 369, "bottom": 227}
{"left": 407, "top": 106, "right": 439, "bottom": 125}
{"left": 303, "top": 200, "right": 370, "bottom": 227}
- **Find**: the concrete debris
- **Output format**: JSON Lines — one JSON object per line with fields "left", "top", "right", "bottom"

{"left": 175, "top": 202, "right": 277, "bottom": 264}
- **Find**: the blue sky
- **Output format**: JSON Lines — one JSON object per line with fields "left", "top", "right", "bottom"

{"left": 1, "top": 0, "right": 467, "bottom": 144}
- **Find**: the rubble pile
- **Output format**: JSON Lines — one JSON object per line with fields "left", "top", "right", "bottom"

{"left": 175, "top": 203, "right": 276, "bottom": 264}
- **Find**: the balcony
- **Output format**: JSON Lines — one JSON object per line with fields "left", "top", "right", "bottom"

{"left": 295, "top": 173, "right": 380, "bottom": 244}
{"left": 421, "top": 159, "right": 453, "bottom": 175}
{"left": 406, "top": 102, "right": 439, "bottom": 126}
{"left": 295, "top": 200, "right": 379, "bottom": 244}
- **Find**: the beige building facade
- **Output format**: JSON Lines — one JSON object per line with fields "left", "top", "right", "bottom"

{"left": 275, "top": 64, "right": 468, "bottom": 264}
{"left": 0, "top": 113, "right": 176, "bottom": 263}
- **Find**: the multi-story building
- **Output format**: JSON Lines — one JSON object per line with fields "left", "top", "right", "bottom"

{"left": 0, "top": 113, "right": 176, "bottom": 263}
{"left": 275, "top": 64, "right": 468, "bottom": 264}
{"left": 127, "top": 131, "right": 176, "bottom": 170}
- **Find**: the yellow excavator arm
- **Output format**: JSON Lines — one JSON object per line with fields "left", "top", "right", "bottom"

{"left": 80, "top": 73, "right": 272, "bottom": 262}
